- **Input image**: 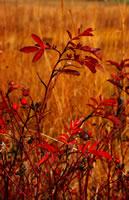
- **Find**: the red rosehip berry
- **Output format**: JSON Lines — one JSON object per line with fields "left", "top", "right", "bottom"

{"left": 115, "top": 155, "right": 119, "bottom": 159}
{"left": 55, "top": 170, "right": 60, "bottom": 175}
{"left": 116, "top": 169, "right": 122, "bottom": 174}
{"left": 21, "top": 98, "right": 27, "bottom": 105}
{"left": 23, "top": 89, "right": 29, "bottom": 96}
{"left": 72, "top": 189, "right": 76, "bottom": 194}
{"left": 63, "top": 186, "right": 67, "bottom": 191}
{"left": 115, "top": 159, "right": 120, "bottom": 163}
{"left": 12, "top": 104, "right": 18, "bottom": 111}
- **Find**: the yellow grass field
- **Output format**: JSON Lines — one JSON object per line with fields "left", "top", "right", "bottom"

{"left": 0, "top": 1, "right": 129, "bottom": 199}
{"left": 0, "top": 0, "right": 129, "bottom": 137}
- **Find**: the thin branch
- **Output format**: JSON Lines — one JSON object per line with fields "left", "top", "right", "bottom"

{"left": 37, "top": 72, "right": 47, "bottom": 90}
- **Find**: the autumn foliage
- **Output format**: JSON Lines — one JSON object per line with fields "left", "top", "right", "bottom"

{"left": 0, "top": 28, "right": 129, "bottom": 200}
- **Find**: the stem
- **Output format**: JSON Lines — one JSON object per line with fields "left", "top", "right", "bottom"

{"left": 84, "top": 168, "right": 90, "bottom": 200}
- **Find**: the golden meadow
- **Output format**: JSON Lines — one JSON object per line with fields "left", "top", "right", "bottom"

{"left": 0, "top": 0, "right": 129, "bottom": 137}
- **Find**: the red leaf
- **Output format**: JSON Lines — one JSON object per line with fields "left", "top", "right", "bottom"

{"left": 81, "top": 46, "right": 92, "bottom": 51}
{"left": 20, "top": 46, "right": 39, "bottom": 53}
{"left": 43, "top": 143, "right": 55, "bottom": 152}
{"left": 88, "top": 139, "right": 101, "bottom": 151}
{"left": 95, "top": 63, "right": 104, "bottom": 72}
{"left": 78, "top": 144, "right": 84, "bottom": 151}
{"left": 66, "top": 30, "right": 72, "bottom": 40}
{"left": 78, "top": 27, "right": 81, "bottom": 35}
{"left": 123, "top": 64, "right": 129, "bottom": 68}
{"left": 90, "top": 98, "right": 98, "bottom": 105}
{"left": 79, "top": 28, "right": 93, "bottom": 36}
{"left": 96, "top": 107, "right": 105, "bottom": 111}
{"left": 72, "top": 36, "right": 80, "bottom": 40}
{"left": 83, "top": 141, "right": 91, "bottom": 152}
{"left": 107, "top": 79, "right": 123, "bottom": 89}
{"left": 69, "top": 41, "right": 76, "bottom": 48}
{"left": 51, "top": 153, "right": 55, "bottom": 163}
{"left": 67, "top": 54, "right": 72, "bottom": 59}
{"left": 76, "top": 43, "right": 82, "bottom": 49}
{"left": 60, "top": 133, "right": 69, "bottom": 139}
{"left": 64, "top": 125, "right": 71, "bottom": 134}
{"left": 37, "top": 154, "right": 49, "bottom": 166}
{"left": 81, "top": 46, "right": 102, "bottom": 60}
{"left": 106, "top": 115, "right": 122, "bottom": 126}
{"left": 123, "top": 59, "right": 129, "bottom": 62}
{"left": 62, "top": 69, "right": 80, "bottom": 76}
{"left": 58, "top": 137, "right": 68, "bottom": 144}
{"left": 70, "top": 120, "right": 74, "bottom": 129}
{"left": 106, "top": 60, "right": 120, "bottom": 67}
{"left": 97, "top": 151, "right": 112, "bottom": 160}
{"left": 93, "top": 51, "right": 102, "bottom": 60}
{"left": 102, "top": 99, "right": 117, "bottom": 103}
{"left": 86, "top": 104, "right": 95, "bottom": 109}
{"left": 85, "top": 61, "right": 96, "bottom": 73}
{"left": 32, "top": 49, "right": 44, "bottom": 62}
{"left": 31, "top": 34, "right": 44, "bottom": 48}
{"left": 90, "top": 150, "right": 112, "bottom": 160}
{"left": 89, "top": 150, "right": 100, "bottom": 157}
{"left": 100, "top": 99, "right": 117, "bottom": 107}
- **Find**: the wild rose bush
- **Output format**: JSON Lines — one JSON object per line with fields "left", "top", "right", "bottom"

{"left": 0, "top": 27, "right": 129, "bottom": 200}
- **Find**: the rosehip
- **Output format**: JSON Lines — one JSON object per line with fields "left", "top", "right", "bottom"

{"left": 115, "top": 155, "right": 119, "bottom": 159}
{"left": 115, "top": 159, "right": 120, "bottom": 163}
{"left": 21, "top": 98, "right": 27, "bottom": 105}
{"left": 23, "top": 89, "right": 29, "bottom": 96}
{"left": 72, "top": 189, "right": 76, "bottom": 194}
{"left": 12, "top": 104, "right": 18, "bottom": 111}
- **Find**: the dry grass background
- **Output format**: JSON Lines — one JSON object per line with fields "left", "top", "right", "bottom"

{"left": 0, "top": 0, "right": 129, "bottom": 137}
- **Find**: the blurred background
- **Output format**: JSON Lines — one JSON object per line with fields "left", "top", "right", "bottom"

{"left": 0, "top": 0, "right": 129, "bottom": 135}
